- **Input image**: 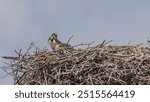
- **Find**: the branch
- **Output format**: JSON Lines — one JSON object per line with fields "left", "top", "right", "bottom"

{"left": 96, "top": 40, "right": 113, "bottom": 47}
{"left": 67, "top": 35, "right": 74, "bottom": 44}
{"left": 73, "top": 41, "right": 95, "bottom": 48}
{"left": 103, "top": 40, "right": 113, "bottom": 46}
{"left": 97, "top": 40, "right": 106, "bottom": 48}
{"left": 2, "top": 56, "right": 19, "bottom": 60}
{"left": 0, "top": 66, "right": 13, "bottom": 78}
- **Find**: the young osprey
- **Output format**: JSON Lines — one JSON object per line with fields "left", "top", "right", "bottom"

{"left": 48, "top": 33, "right": 73, "bottom": 51}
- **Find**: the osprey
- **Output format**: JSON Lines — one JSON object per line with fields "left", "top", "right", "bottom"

{"left": 48, "top": 33, "right": 73, "bottom": 51}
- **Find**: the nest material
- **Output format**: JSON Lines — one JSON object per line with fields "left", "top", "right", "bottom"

{"left": 3, "top": 44, "right": 150, "bottom": 85}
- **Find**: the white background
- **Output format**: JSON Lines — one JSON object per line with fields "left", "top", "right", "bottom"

{"left": 0, "top": 85, "right": 149, "bottom": 102}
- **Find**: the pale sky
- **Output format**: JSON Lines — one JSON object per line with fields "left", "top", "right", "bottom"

{"left": 0, "top": 0, "right": 150, "bottom": 84}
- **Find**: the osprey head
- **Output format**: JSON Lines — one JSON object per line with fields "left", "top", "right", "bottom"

{"left": 48, "top": 33, "right": 58, "bottom": 43}
{"left": 48, "top": 33, "right": 61, "bottom": 50}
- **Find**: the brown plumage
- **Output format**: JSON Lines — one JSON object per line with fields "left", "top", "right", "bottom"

{"left": 48, "top": 33, "right": 73, "bottom": 51}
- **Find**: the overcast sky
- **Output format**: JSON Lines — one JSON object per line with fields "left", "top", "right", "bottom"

{"left": 0, "top": 0, "right": 150, "bottom": 84}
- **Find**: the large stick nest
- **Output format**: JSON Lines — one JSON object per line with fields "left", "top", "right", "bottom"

{"left": 2, "top": 43, "right": 150, "bottom": 85}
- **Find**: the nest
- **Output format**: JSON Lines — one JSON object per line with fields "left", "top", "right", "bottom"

{"left": 2, "top": 43, "right": 150, "bottom": 85}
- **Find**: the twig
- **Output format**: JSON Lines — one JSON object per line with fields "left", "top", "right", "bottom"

{"left": 100, "top": 40, "right": 106, "bottom": 47}
{"left": 96, "top": 40, "right": 106, "bottom": 48}
{"left": 14, "top": 49, "right": 22, "bottom": 56}
{"left": 73, "top": 41, "right": 95, "bottom": 47}
{"left": 2, "top": 56, "right": 19, "bottom": 60}
{"left": 103, "top": 40, "right": 113, "bottom": 46}
{"left": 67, "top": 35, "right": 74, "bottom": 44}
{"left": 0, "top": 69, "right": 13, "bottom": 78}
{"left": 127, "top": 40, "right": 131, "bottom": 46}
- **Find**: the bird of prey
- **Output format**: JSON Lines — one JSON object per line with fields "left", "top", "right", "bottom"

{"left": 48, "top": 33, "right": 73, "bottom": 51}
